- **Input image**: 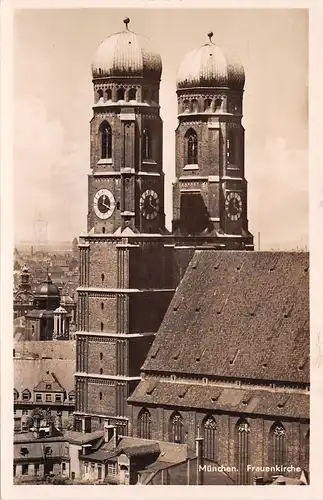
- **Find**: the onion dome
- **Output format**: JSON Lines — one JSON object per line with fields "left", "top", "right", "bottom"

{"left": 92, "top": 17, "right": 162, "bottom": 80}
{"left": 34, "top": 275, "right": 60, "bottom": 298}
{"left": 177, "top": 32, "right": 245, "bottom": 90}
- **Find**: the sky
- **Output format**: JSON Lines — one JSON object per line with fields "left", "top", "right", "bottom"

{"left": 13, "top": 8, "right": 308, "bottom": 250}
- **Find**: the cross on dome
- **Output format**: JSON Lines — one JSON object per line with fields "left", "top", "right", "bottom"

{"left": 207, "top": 31, "right": 214, "bottom": 43}
{"left": 123, "top": 17, "right": 130, "bottom": 30}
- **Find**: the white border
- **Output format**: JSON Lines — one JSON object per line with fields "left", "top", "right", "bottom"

{"left": 1, "top": 0, "right": 322, "bottom": 499}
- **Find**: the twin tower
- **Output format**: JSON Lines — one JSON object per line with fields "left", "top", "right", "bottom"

{"left": 74, "top": 19, "right": 254, "bottom": 433}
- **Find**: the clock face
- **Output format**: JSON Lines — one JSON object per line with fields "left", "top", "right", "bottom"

{"left": 93, "top": 189, "right": 116, "bottom": 219}
{"left": 225, "top": 192, "right": 243, "bottom": 221}
{"left": 140, "top": 189, "right": 160, "bottom": 220}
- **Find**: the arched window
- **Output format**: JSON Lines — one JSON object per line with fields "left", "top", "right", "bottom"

{"left": 204, "top": 98, "right": 212, "bottom": 111}
{"left": 235, "top": 418, "right": 250, "bottom": 485}
{"left": 97, "top": 89, "right": 103, "bottom": 101}
{"left": 202, "top": 416, "right": 217, "bottom": 460}
{"left": 191, "top": 99, "right": 198, "bottom": 113}
{"left": 100, "top": 352, "right": 103, "bottom": 360}
{"left": 137, "top": 408, "right": 152, "bottom": 439}
{"left": 99, "top": 121, "right": 112, "bottom": 159}
{"left": 128, "top": 88, "right": 137, "bottom": 101}
{"left": 117, "top": 87, "right": 125, "bottom": 101}
{"left": 183, "top": 99, "right": 190, "bottom": 113}
{"left": 105, "top": 88, "right": 112, "bottom": 101}
{"left": 100, "top": 322, "right": 104, "bottom": 332}
{"left": 101, "top": 273, "right": 105, "bottom": 284}
{"left": 269, "top": 422, "right": 287, "bottom": 469}
{"left": 142, "top": 128, "right": 151, "bottom": 160}
{"left": 169, "top": 411, "right": 184, "bottom": 443}
{"left": 186, "top": 129, "right": 198, "bottom": 165}
{"left": 99, "top": 392, "right": 102, "bottom": 401}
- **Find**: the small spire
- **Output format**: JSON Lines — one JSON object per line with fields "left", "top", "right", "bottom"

{"left": 123, "top": 17, "right": 130, "bottom": 30}
{"left": 207, "top": 31, "right": 214, "bottom": 43}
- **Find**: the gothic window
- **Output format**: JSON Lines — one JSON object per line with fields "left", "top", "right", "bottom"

{"left": 142, "top": 128, "right": 151, "bottom": 160}
{"left": 204, "top": 98, "right": 212, "bottom": 111}
{"left": 169, "top": 411, "right": 184, "bottom": 443}
{"left": 117, "top": 87, "right": 125, "bottom": 101}
{"left": 235, "top": 418, "right": 250, "bottom": 485}
{"left": 185, "top": 129, "right": 198, "bottom": 165}
{"left": 269, "top": 422, "right": 287, "bottom": 469}
{"left": 99, "top": 121, "right": 112, "bottom": 159}
{"left": 202, "top": 416, "right": 217, "bottom": 460}
{"left": 128, "top": 88, "right": 137, "bottom": 101}
{"left": 105, "top": 88, "right": 112, "bottom": 101}
{"left": 183, "top": 99, "right": 190, "bottom": 113}
{"left": 137, "top": 408, "right": 152, "bottom": 439}
{"left": 97, "top": 89, "right": 103, "bottom": 101}
{"left": 191, "top": 99, "right": 198, "bottom": 112}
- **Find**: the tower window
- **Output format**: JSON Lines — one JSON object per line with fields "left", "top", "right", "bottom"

{"left": 100, "top": 368, "right": 103, "bottom": 374}
{"left": 102, "top": 227, "right": 105, "bottom": 234}
{"left": 100, "top": 322, "right": 104, "bottom": 332}
{"left": 97, "top": 89, "right": 103, "bottom": 101}
{"left": 183, "top": 99, "right": 190, "bottom": 113}
{"left": 101, "top": 273, "right": 105, "bottom": 283}
{"left": 100, "top": 352, "right": 103, "bottom": 360}
{"left": 227, "top": 128, "right": 238, "bottom": 166}
{"left": 101, "top": 302, "right": 104, "bottom": 310}
{"left": 204, "top": 98, "right": 212, "bottom": 111}
{"left": 128, "top": 88, "right": 137, "bottom": 101}
{"left": 99, "top": 121, "right": 112, "bottom": 159}
{"left": 105, "top": 88, "right": 112, "bottom": 101}
{"left": 117, "top": 87, "right": 125, "bottom": 101}
{"left": 185, "top": 129, "right": 198, "bottom": 165}
{"left": 142, "top": 128, "right": 151, "bottom": 160}
{"left": 99, "top": 392, "right": 102, "bottom": 400}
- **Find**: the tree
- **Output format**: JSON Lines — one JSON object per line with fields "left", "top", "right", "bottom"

{"left": 25, "top": 407, "right": 55, "bottom": 430}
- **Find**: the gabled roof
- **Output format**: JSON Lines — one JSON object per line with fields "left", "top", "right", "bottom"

{"left": 34, "top": 372, "right": 65, "bottom": 392}
{"left": 14, "top": 358, "right": 75, "bottom": 394}
{"left": 142, "top": 251, "right": 309, "bottom": 385}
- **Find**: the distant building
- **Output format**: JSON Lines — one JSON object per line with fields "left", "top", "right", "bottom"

{"left": 13, "top": 266, "right": 34, "bottom": 319}
{"left": 14, "top": 341, "right": 76, "bottom": 431}
{"left": 25, "top": 275, "right": 69, "bottom": 341}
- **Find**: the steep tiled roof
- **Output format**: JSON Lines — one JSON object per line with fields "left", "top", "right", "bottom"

{"left": 142, "top": 251, "right": 309, "bottom": 384}
{"left": 14, "top": 340, "right": 76, "bottom": 359}
{"left": 14, "top": 358, "right": 75, "bottom": 394}
{"left": 128, "top": 378, "right": 309, "bottom": 419}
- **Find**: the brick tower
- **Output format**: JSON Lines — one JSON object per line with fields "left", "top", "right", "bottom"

{"left": 74, "top": 18, "right": 175, "bottom": 434}
{"left": 172, "top": 32, "right": 254, "bottom": 250}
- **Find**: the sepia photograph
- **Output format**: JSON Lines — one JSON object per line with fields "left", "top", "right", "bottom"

{"left": 2, "top": 3, "right": 315, "bottom": 495}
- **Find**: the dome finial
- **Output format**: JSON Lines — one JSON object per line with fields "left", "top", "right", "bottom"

{"left": 207, "top": 31, "right": 214, "bottom": 43}
{"left": 123, "top": 17, "right": 130, "bottom": 30}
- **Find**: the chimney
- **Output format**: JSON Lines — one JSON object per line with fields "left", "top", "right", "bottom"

{"left": 103, "top": 421, "right": 114, "bottom": 443}
{"left": 113, "top": 426, "right": 118, "bottom": 449}
{"left": 195, "top": 427, "right": 204, "bottom": 486}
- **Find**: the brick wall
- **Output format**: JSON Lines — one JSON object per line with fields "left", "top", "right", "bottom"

{"left": 87, "top": 337, "right": 116, "bottom": 374}
{"left": 87, "top": 380, "right": 116, "bottom": 415}
{"left": 88, "top": 240, "right": 118, "bottom": 288}
{"left": 130, "top": 405, "right": 309, "bottom": 483}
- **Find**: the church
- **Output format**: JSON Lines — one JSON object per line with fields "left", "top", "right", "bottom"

{"left": 73, "top": 18, "right": 309, "bottom": 485}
